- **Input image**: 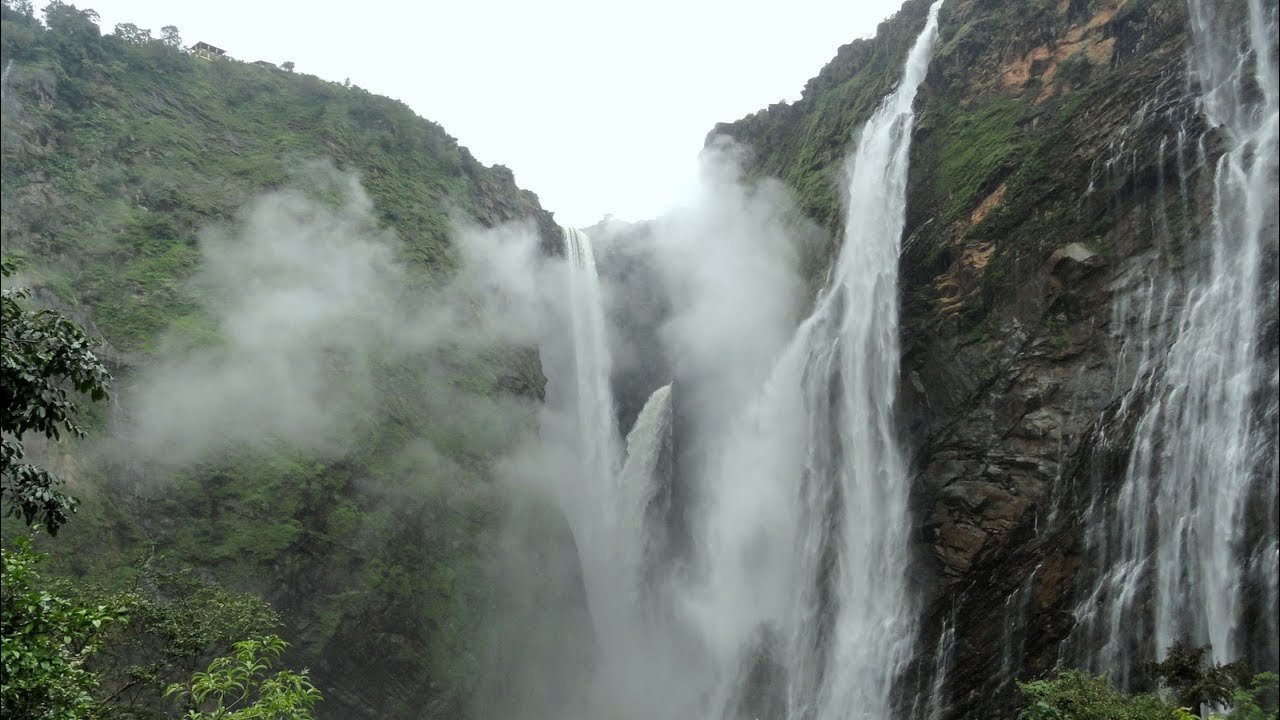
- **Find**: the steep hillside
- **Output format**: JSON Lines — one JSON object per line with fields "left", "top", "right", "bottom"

{"left": 713, "top": 0, "right": 1273, "bottom": 716}
{"left": 1, "top": 4, "right": 560, "bottom": 718}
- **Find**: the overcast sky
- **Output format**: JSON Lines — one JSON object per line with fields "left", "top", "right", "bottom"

{"left": 64, "top": 0, "right": 906, "bottom": 227}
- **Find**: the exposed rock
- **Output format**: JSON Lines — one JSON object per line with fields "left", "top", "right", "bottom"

{"left": 1047, "top": 242, "right": 1103, "bottom": 283}
{"left": 716, "top": 0, "right": 1202, "bottom": 715}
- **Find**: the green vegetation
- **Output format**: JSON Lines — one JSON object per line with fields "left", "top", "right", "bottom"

{"left": 1140, "top": 641, "right": 1254, "bottom": 711}
{"left": 165, "top": 636, "right": 321, "bottom": 720}
{"left": 2, "top": 1, "right": 551, "bottom": 716}
{"left": 3, "top": 235, "right": 317, "bottom": 718}
{"left": 1018, "top": 645, "right": 1279, "bottom": 720}
{"left": 88, "top": 568, "right": 284, "bottom": 717}
{"left": 1215, "top": 675, "right": 1280, "bottom": 720}
{"left": 2, "top": 1, "right": 540, "bottom": 352}
{"left": 1, "top": 257, "right": 110, "bottom": 533}
{"left": 2, "top": 537, "right": 322, "bottom": 719}
{"left": 710, "top": 0, "right": 938, "bottom": 283}
{"left": 1018, "top": 669, "right": 1280, "bottom": 720}
{"left": 0, "top": 538, "right": 130, "bottom": 720}
{"left": 1018, "top": 671, "right": 1184, "bottom": 720}
{"left": 927, "top": 96, "right": 1030, "bottom": 225}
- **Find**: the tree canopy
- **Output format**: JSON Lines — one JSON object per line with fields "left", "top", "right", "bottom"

{"left": 0, "top": 538, "right": 131, "bottom": 720}
{"left": 1, "top": 257, "right": 110, "bottom": 534}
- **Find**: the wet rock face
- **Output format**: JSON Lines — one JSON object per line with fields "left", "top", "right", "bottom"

{"left": 719, "top": 0, "right": 1205, "bottom": 716}
{"left": 894, "top": 0, "right": 1207, "bottom": 715}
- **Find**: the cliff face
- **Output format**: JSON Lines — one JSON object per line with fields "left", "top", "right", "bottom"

{"left": 714, "top": 0, "right": 1250, "bottom": 715}
{"left": 1, "top": 7, "right": 557, "bottom": 718}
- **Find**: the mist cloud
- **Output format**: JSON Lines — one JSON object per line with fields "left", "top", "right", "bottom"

{"left": 484, "top": 137, "right": 827, "bottom": 719}
{"left": 651, "top": 137, "right": 815, "bottom": 446}
{"left": 122, "top": 162, "right": 547, "bottom": 469}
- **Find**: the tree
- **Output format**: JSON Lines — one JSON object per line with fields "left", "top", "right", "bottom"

{"left": 1, "top": 258, "right": 110, "bottom": 534}
{"left": 1209, "top": 673, "right": 1280, "bottom": 720}
{"left": 1139, "top": 641, "right": 1251, "bottom": 711}
{"left": 42, "top": 1, "right": 100, "bottom": 42}
{"left": 2, "top": 0, "right": 34, "bottom": 19}
{"left": 1018, "top": 670, "right": 1178, "bottom": 720}
{"left": 0, "top": 538, "right": 133, "bottom": 720}
{"left": 91, "top": 568, "right": 281, "bottom": 715}
{"left": 282, "top": 61, "right": 294, "bottom": 72}
{"left": 113, "top": 22, "right": 151, "bottom": 44}
{"left": 165, "top": 636, "right": 322, "bottom": 719}
{"left": 160, "top": 24, "right": 182, "bottom": 48}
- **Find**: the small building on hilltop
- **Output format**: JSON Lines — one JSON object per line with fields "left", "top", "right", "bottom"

{"left": 191, "top": 41, "right": 226, "bottom": 61}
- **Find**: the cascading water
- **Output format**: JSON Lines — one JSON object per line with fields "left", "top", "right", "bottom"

{"left": 536, "top": 5, "right": 943, "bottom": 717}
{"left": 618, "top": 382, "right": 674, "bottom": 595}
{"left": 1072, "top": 0, "right": 1279, "bottom": 682}
{"left": 548, "top": 227, "right": 635, "bottom": 695}
{"left": 545, "top": 232, "right": 698, "bottom": 719}
{"left": 682, "top": 4, "right": 942, "bottom": 717}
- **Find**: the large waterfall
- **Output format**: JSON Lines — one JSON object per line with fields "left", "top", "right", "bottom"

{"left": 1073, "top": 0, "right": 1279, "bottom": 683}
{"left": 549, "top": 226, "right": 642, "bottom": 700}
{"left": 535, "top": 4, "right": 943, "bottom": 718}
{"left": 686, "top": 4, "right": 942, "bottom": 716}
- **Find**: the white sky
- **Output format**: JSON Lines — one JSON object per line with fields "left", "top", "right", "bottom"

{"left": 59, "top": 0, "right": 905, "bottom": 227}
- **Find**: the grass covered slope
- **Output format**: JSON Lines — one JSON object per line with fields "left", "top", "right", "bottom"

{"left": 1, "top": 2, "right": 556, "bottom": 353}
{"left": 2, "top": 4, "right": 559, "bottom": 718}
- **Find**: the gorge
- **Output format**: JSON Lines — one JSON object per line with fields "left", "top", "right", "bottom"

{"left": 1, "top": 0, "right": 1277, "bottom": 718}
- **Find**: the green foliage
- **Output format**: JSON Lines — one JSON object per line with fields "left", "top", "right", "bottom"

{"left": 1, "top": 7, "right": 546, "bottom": 715}
{"left": 159, "top": 25, "right": 180, "bottom": 48}
{"left": 1, "top": 533, "right": 303, "bottom": 720}
{"left": 2, "top": 0, "right": 34, "bottom": 20}
{"left": 1, "top": 257, "right": 110, "bottom": 534}
{"left": 2, "top": 8, "right": 487, "bottom": 352}
{"left": 165, "top": 636, "right": 321, "bottom": 720}
{"left": 1018, "top": 670, "right": 1180, "bottom": 720}
{"left": 113, "top": 23, "right": 152, "bottom": 45}
{"left": 1139, "top": 641, "right": 1252, "bottom": 711}
{"left": 708, "top": 0, "right": 938, "bottom": 284}
{"left": 89, "top": 568, "right": 281, "bottom": 717}
{"left": 1209, "top": 673, "right": 1280, "bottom": 720}
{"left": 1019, "top": 664, "right": 1279, "bottom": 720}
{"left": 929, "top": 96, "right": 1030, "bottom": 224}
{"left": 0, "top": 537, "right": 132, "bottom": 720}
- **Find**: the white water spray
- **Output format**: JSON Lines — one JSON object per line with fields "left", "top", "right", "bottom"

{"left": 533, "top": 4, "right": 943, "bottom": 716}
{"left": 548, "top": 227, "right": 633, "bottom": 681}
{"left": 618, "top": 382, "right": 674, "bottom": 591}
{"left": 685, "top": 4, "right": 943, "bottom": 717}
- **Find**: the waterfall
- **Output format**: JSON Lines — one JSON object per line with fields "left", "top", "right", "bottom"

{"left": 619, "top": 383, "right": 673, "bottom": 504}
{"left": 686, "top": 4, "right": 943, "bottom": 717}
{"left": 545, "top": 234, "right": 693, "bottom": 719}
{"left": 618, "top": 382, "right": 674, "bottom": 597}
{"left": 1075, "top": 0, "right": 1279, "bottom": 680}
{"left": 562, "top": 227, "right": 621, "bottom": 494}
{"left": 534, "top": 5, "right": 944, "bottom": 717}
{"left": 548, "top": 226, "right": 634, "bottom": 690}
{"left": 922, "top": 603, "right": 960, "bottom": 720}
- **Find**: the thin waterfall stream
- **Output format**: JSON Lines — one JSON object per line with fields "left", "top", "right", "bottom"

{"left": 1071, "top": 0, "right": 1280, "bottom": 685}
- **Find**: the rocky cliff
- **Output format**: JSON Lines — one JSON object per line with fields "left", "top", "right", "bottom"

{"left": 713, "top": 0, "right": 1270, "bottom": 716}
